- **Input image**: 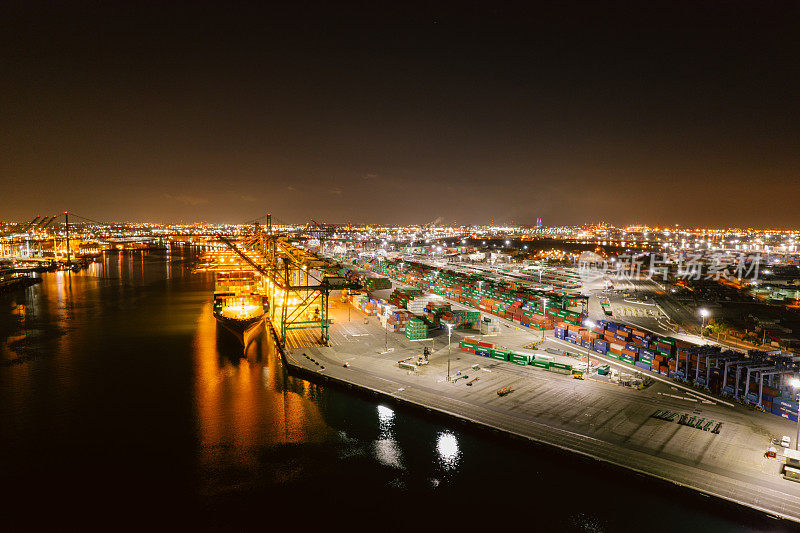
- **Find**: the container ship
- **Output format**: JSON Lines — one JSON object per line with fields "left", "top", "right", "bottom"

{"left": 213, "top": 270, "right": 269, "bottom": 351}
{"left": 0, "top": 267, "right": 42, "bottom": 294}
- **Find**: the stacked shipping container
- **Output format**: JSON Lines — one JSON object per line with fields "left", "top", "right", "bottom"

{"left": 357, "top": 259, "right": 586, "bottom": 334}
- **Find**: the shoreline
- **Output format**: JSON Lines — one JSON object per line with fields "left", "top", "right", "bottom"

{"left": 268, "top": 321, "right": 800, "bottom": 525}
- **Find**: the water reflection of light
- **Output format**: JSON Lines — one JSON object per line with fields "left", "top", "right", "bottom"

{"left": 373, "top": 405, "right": 402, "bottom": 468}
{"left": 436, "top": 432, "right": 460, "bottom": 470}
{"left": 377, "top": 405, "right": 394, "bottom": 437}
{"left": 373, "top": 438, "right": 403, "bottom": 469}
{"left": 378, "top": 405, "right": 394, "bottom": 423}
{"left": 193, "top": 301, "right": 331, "bottom": 450}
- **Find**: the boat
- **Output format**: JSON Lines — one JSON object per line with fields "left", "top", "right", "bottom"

{"left": 0, "top": 268, "right": 42, "bottom": 294}
{"left": 213, "top": 270, "right": 269, "bottom": 352}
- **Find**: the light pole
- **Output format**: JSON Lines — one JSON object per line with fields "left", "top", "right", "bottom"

{"left": 541, "top": 297, "right": 548, "bottom": 341}
{"left": 64, "top": 211, "right": 70, "bottom": 267}
{"left": 446, "top": 323, "right": 453, "bottom": 382}
{"left": 791, "top": 378, "right": 800, "bottom": 451}
{"left": 583, "top": 319, "right": 596, "bottom": 375}
{"left": 699, "top": 308, "right": 710, "bottom": 340}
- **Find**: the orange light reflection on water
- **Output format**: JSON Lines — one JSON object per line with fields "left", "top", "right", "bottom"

{"left": 193, "top": 302, "right": 332, "bottom": 456}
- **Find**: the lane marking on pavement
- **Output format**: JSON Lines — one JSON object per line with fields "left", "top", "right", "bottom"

{"left": 684, "top": 391, "right": 715, "bottom": 404}
{"left": 658, "top": 392, "right": 711, "bottom": 404}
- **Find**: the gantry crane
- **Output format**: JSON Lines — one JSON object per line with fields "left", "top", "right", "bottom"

{"left": 216, "top": 214, "right": 360, "bottom": 344}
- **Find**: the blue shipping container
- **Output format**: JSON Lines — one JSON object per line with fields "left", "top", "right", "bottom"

{"left": 775, "top": 398, "right": 799, "bottom": 411}
{"left": 772, "top": 407, "right": 799, "bottom": 422}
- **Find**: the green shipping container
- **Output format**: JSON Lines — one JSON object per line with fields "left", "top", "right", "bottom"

{"left": 532, "top": 360, "right": 550, "bottom": 369}
{"left": 510, "top": 353, "right": 531, "bottom": 365}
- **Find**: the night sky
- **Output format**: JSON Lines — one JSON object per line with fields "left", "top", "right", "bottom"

{"left": 2, "top": 2, "right": 799, "bottom": 227}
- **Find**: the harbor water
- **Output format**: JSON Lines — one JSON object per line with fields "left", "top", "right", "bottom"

{"left": 0, "top": 247, "right": 790, "bottom": 531}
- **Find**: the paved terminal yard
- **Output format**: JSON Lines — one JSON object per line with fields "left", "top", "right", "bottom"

{"left": 282, "top": 299, "right": 800, "bottom": 524}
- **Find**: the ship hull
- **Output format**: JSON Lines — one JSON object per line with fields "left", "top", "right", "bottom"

{"left": 214, "top": 312, "right": 266, "bottom": 353}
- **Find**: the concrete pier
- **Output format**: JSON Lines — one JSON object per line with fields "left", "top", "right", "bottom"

{"left": 278, "top": 300, "right": 800, "bottom": 524}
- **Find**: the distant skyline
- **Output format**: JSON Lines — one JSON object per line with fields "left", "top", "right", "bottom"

{"left": 2, "top": 2, "right": 799, "bottom": 227}
{"left": 6, "top": 216, "right": 800, "bottom": 232}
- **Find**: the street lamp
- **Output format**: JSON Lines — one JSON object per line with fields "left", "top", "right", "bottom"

{"left": 699, "top": 309, "right": 710, "bottom": 339}
{"left": 583, "top": 319, "right": 596, "bottom": 374}
{"left": 446, "top": 323, "right": 453, "bottom": 382}
{"left": 541, "top": 298, "right": 548, "bottom": 340}
{"left": 791, "top": 377, "right": 800, "bottom": 451}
